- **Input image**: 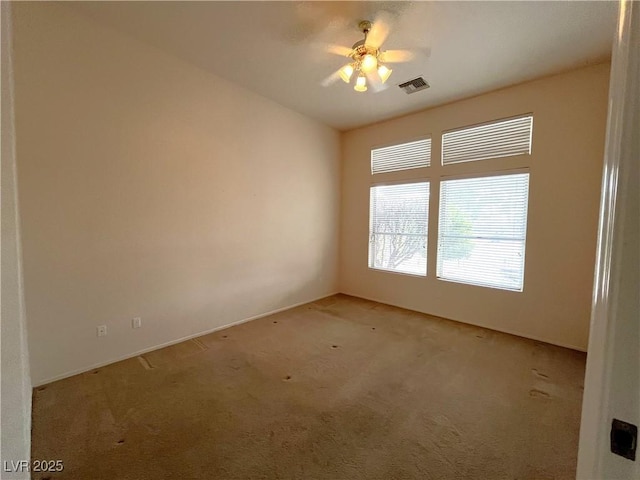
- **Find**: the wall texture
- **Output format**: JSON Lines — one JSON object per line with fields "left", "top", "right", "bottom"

{"left": 340, "top": 63, "right": 610, "bottom": 351}
{"left": 12, "top": 3, "right": 340, "bottom": 386}
{"left": 1, "top": 2, "right": 32, "bottom": 477}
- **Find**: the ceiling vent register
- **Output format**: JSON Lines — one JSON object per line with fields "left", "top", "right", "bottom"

{"left": 399, "top": 77, "right": 430, "bottom": 94}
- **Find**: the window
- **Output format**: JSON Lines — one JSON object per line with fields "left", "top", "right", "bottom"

{"left": 371, "top": 138, "right": 431, "bottom": 174}
{"left": 366, "top": 115, "right": 532, "bottom": 289}
{"left": 437, "top": 173, "right": 530, "bottom": 291}
{"left": 442, "top": 115, "right": 533, "bottom": 165}
{"left": 369, "top": 182, "right": 430, "bottom": 276}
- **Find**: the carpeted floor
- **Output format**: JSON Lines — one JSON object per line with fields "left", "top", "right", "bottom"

{"left": 31, "top": 294, "right": 586, "bottom": 479}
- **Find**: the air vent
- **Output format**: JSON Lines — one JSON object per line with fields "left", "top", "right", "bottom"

{"left": 399, "top": 77, "right": 430, "bottom": 94}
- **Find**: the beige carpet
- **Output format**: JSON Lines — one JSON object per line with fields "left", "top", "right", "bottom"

{"left": 31, "top": 294, "right": 586, "bottom": 479}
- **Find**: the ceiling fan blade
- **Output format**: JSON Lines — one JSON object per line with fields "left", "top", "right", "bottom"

{"left": 365, "top": 70, "right": 388, "bottom": 93}
{"left": 380, "top": 49, "right": 415, "bottom": 63}
{"left": 366, "top": 12, "right": 392, "bottom": 49}
{"left": 325, "top": 44, "right": 354, "bottom": 57}
{"left": 321, "top": 68, "right": 344, "bottom": 87}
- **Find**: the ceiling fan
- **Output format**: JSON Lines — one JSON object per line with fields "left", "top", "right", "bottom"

{"left": 323, "top": 16, "right": 415, "bottom": 93}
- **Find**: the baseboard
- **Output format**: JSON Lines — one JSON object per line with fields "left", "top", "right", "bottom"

{"left": 339, "top": 290, "right": 588, "bottom": 353}
{"left": 33, "top": 291, "right": 340, "bottom": 387}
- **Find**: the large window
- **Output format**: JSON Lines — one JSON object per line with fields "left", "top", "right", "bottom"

{"left": 369, "top": 182, "right": 430, "bottom": 276}
{"left": 437, "top": 173, "right": 530, "bottom": 291}
{"left": 367, "top": 114, "right": 533, "bottom": 291}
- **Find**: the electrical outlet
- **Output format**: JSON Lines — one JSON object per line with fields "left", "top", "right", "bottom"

{"left": 132, "top": 317, "right": 142, "bottom": 329}
{"left": 97, "top": 325, "right": 107, "bottom": 337}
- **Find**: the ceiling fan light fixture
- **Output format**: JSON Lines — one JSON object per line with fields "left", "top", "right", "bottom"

{"left": 339, "top": 64, "right": 354, "bottom": 83}
{"left": 323, "top": 18, "right": 414, "bottom": 93}
{"left": 354, "top": 74, "right": 367, "bottom": 92}
{"left": 378, "top": 64, "right": 392, "bottom": 83}
{"left": 361, "top": 54, "right": 378, "bottom": 73}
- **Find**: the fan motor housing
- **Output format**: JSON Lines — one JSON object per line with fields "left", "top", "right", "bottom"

{"left": 350, "top": 41, "right": 378, "bottom": 60}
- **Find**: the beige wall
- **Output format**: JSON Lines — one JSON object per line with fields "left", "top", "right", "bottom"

{"left": 12, "top": 3, "right": 340, "bottom": 386}
{"left": 1, "top": 2, "right": 31, "bottom": 476}
{"left": 340, "top": 64, "right": 610, "bottom": 351}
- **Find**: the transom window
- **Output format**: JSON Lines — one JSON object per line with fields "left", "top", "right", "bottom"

{"left": 442, "top": 115, "right": 533, "bottom": 165}
{"left": 371, "top": 138, "right": 431, "bottom": 174}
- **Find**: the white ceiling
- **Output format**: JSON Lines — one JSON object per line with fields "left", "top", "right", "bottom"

{"left": 69, "top": 1, "right": 617, "bottom": 131}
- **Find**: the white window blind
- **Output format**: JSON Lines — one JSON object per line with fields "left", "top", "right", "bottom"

{"left": 437, "top": 173, "right": 530, "bottom": 291}
{"left": 442, "top": 116, "right": 533, "bottom": 165}
{"left": 369, "top": 182, "right": 430, "bottom": 276}
{"left": 371, "top": 138, "right": 431, "bottom": 174}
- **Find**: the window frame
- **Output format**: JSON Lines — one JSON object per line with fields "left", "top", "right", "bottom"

{"left": 368, "top": 178, "right": 431, "bottom": 278}
{"left": 435, "top": 168, "right": 531, "bottom": 292}
{"left": 364, "top": 113, "right": 534, "bottom": 290}
{"left": 441, "top": 113, "right": 534, "bottom": 166}
{"left": 370, "top": 134, "right": 432, "bottom": 175}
